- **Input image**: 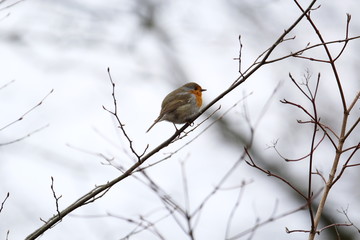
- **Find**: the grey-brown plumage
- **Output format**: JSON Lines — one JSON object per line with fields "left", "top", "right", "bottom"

{"left": 146, "top": 82, "right": 206, "bottom": 132}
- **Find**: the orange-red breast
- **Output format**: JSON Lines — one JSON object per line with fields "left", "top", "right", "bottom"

{"left": 146, "top": 82, "right": 206, "bottom": 132}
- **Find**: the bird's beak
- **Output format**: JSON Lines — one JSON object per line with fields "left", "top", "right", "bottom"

{"left": 201, "top": 88, "right": 207, "bottom": 92}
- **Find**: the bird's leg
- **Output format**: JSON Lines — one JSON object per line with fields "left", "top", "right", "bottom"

{"left": 173, "top": 123, "right": 179, "bottom": 132}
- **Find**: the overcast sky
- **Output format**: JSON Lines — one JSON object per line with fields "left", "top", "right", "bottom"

{"left": 0, "top": 0, "right": 359, "bottom": 239}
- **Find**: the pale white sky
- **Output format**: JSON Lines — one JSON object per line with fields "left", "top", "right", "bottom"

{"left": 0, "top": 0, "right": 359, "bottom": 239}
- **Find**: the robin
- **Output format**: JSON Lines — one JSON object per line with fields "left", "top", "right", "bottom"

{"left": 146, "top": 82, "right": 206, "bottom": 132}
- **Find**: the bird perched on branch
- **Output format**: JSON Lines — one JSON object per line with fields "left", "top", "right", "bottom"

{"left": 146, "top": 82, "right": 206, "bottom": 132}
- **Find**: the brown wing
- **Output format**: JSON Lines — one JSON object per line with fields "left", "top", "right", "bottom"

{"left": 160, "top": 98, "right": 189, "bottom": 116}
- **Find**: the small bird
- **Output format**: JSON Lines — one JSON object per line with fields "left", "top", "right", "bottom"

{"left": 146, "top": 82, "right": 206, "bottom": 132}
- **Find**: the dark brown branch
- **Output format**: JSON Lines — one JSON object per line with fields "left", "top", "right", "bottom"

{"left": 271, "top": 132, "right": 326, "bottom": 162}
{"left": 333, "top": 14, "right": 352, "bottom": 62}
{"left": 244, "top": 148, "right": 307, "bottom": 199}
{"left": 103, "top": 68, "right": 143, "bottom": 160}
{"left": 263, "top": 35, "right": 360, "bottom": 65}
{"left": 0, "top": 192, "right": 9, "bottom": 213}
{"left": 229, "top": 202, "right": 308, "bottom": 240}
{"left": 331, "top": 143, "right": 360, "bottom": 186}
{"left": 294, "top": 0, "right": 347, "bottom": 111}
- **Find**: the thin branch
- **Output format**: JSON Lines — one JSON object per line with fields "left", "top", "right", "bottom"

{"left": 0, "top": 124, "right": 49, "bottom": 146}
{"left": 0, "top": 79, "right": 15, "bottom": 90}
{"left": 270, "top": 132, "right": 325, "bottom": 162}
{"left": 229, "top": 202, "right": 308, "bottom": 240}
{"left": 280, "top": 98, "right": 337, "bottom": 149}
{"left": 225, "top": 181, "right": 248, "bottom": 240}
{"left": 0, "top": 192, "right": 10, "bottom": 213}
{"left": 176, "top": 104, "right": 222, "bottom": 140}
{"left": 286, "top": 222, "right": 353, "bottom": 234}
{"left": 338, "top": 206, "right": 360, "bottom": 233}
{"left": 136, "top": 106, "right": 222, "bottom": 172}
{"left": 180, "top": 159, "right": 195, "bottom": 240}
{"left": 235, "top": 35, "right": 244, "bottom": 77}
{"left": 331, "top": 143, "right": 360, "bottom": 186}
{"left": 134, "top": 169, "right": 189, "bottom": 234}
{"left": 0, "top": 89, "right": 54, "bottom": 131}
{"left": 294, "top": 1, "right": 346, "bottom": 111}
{"left": 333, "top": 13, "right": 352, "bottom": 62}
{"left": 264, "top": 36, "right": 360, "bottom": 65}
{"left": 244, "top": 148, "right": 307, "bottom": 199}
{"left": 72, "top": 210, "right": 168, "bottom": 240}
{"left": 190, "top": 149, "right": 247, "bottom": 219}
{"left": 50, "top": 177, "right": 62, "bottom": 218}
{"left": 343, "top": 118, "right": 359, "bottom": 142}
{"left": 346, "top": 91, "right": 360, "bottom": 113}
{"left": 103, "top": 68, "right": 143, "bottom": 160}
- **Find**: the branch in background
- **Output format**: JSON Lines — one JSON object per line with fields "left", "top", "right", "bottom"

{"left": 269, "top": 132, "right": 326, "bottom": 162}
{"left": 244, "top": 148, "right": 307, "bottom": 200}
{"left": 229, "top": 201, "right": 308, "bottom": 240}
{"left": 0, "top": 124, "right": 49, "bottom": 146}
{"left": 331, "top": 143, "right": 360, "bottom": 186}
{"left": 0, "top": 79, "right": 15, "bottom": 90}
{"left": 225, "top": 180, "right": 251, "bottom": 240}
{"left": 0, "top": 192, "right": 10, "bottom": 213}
{"left": 102, "top": 68, "right": 148, "bottom": 160}
{"left": 0, "top": 0, "right": 25, "bottom": 11}
{"left": 0, "top": 89, "right": 53, "bottom": 146}
{"left": 50, "top": 177, "right": 62, "bottom": 218}
{"left": 0, "top": 89, "right": 53, "bottom": 131}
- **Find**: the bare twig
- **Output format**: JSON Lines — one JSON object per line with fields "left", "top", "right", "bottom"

{"left": 102, "top": 68, "right": 145, "bottom": 160}
{"left": 286, "top": 222, "right": 353, "bottom": 234}
{"left": 0, "top": 89, "right": 53, "bottom": 132}
{"left": 50, "top": 177, "right": 62, "bottom": 218}
{"left": 270, "top": 132, "right": 326, "bottom": 162}
{"left": 0, "top": 124, "right": 49, "bottom": 146}
{"left": 338, "top": 206, "right": 360, "bottom": 233}
{"left": 225, "top": 180, "right": 249, "bottom": 239}
{"left": 331, "top": 143, "right": 360, "bottom": 186}
{"left": 71, "top": 210, "right": 168, "bottom": 239}
{"left": 280, "top": 96, "right": 337, "bottom": 149}
{"left": 0, "top": 192, "right": 10, "bottom": 213}
{"left": 0, "top": 79, "right": 15, "bottom": 90}
{"left": 0, "top": 0, "right": 24, "bottom": 11}
{"left": 244, "top": 148, "right": 307, "bottom": 199}
{"left": 191, "top": 151, "right": 246, "bottom": 219}
{"left": 180, "top": 159, "right": 195, "bottom": 240}
{"left": 233, "top": 35, "right": 244, "bottom": 77}
{"left": 229, "top": 202, "right": 308, "bottom": 240}
{"left": 333, "top": 13, "right": 352, "bottom": 62}
{"left": 264, "top": 36, "right": 360, "bottom": 65}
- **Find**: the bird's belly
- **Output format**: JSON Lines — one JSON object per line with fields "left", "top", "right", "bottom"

{"left": 162, "top": 104, "right": 199, "bottom": 124}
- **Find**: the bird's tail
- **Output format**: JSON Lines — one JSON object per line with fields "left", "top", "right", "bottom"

{"left": 146, "top": 122, "right": 157, "bottom": 133}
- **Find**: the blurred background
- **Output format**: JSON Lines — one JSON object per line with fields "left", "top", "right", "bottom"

{"left": 0, "top": 0, "right": 359, "bottom": 239}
